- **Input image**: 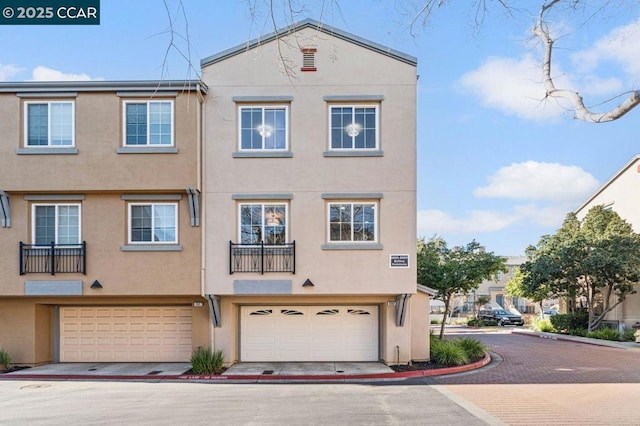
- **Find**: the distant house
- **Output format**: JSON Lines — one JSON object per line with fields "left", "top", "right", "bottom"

{"left": 575, "top": 154, "right": 640, "bottom": 330}
{"left": 449, "top": 256, "right": 554, "bottom": 317}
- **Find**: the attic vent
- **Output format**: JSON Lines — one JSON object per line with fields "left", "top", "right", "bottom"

{"left": 301, "top": 48, "right": 317, "bottom": 72}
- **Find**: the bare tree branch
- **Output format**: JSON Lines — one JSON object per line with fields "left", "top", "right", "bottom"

{"left": 534, "top": 0, "right": 640, "bottom": 122}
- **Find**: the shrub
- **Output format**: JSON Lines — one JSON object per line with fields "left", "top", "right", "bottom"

{"left": 430, "top": 319, "right": 442, "bottom": 324}
{"left": 467, "top": 319, "right": 497, "bottom": 327}
{"left": 456, "top": 337, "right": 486, "bottom": 361}
{"left": 190, "top": 347, "right": 224, "bottom": 375}
{"left": 550, "top": 311, "right": 588, "bottom": 333}
{"left": 587, "top": 328, "right": 622, "bottom": 341}
{"left": 533, "top": 317, "right": 554, "bottom": 332}
{"left": 430, "top": 338, "right": 468, "bottom": 366}
{"left": 623, "top": 330, "right": 636, "bottom": 342}
{"left": 0, "top": 349, "right": 10, "bottom": 370}
{"left": 568, "top": 328, "right": 588, "bottom": 337}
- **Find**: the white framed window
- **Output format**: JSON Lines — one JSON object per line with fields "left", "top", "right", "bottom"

{"left": 128, "top": 203, "right": 178, "bottom": 244}
{"left": 327, "top": 202, "right": 377, "bottom": 242}
{"left": 238, "top": 203, "right": 288, "bottom": 244}
{"left": 24, "top": 101, "right": 75, "bottom": 147}
{"left": 123, "top": 100, "right": 174, "bottom": 146}
{"left": 32, "top": 204, "right": 81, "bottom": 245}
{"left": 238, "top": 106, "right": 288, "bottom": 151}
{"left": 329, "top": 105, "right": 378, "bottom": 150}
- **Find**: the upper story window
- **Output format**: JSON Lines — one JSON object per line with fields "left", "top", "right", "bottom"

{"left": 328, "top": 202, "right": 377, "bottom": 242}
{"left": 25, "top": 101, "right": 74, "bottom": 147}
{"left": 32, "top": 204, "right": 81, "bottom": 245}
{"left": 124, "top": 100, "right": 174, "bottom": 146}
{"left": 239, "top": 106, "right": 288, "bottom": 151}
{"left": 239, "top": 203, "right": 288, "bottom": 244}
{"left": 128, "top": 203, "right": 178, "bottom": 244}
{"left": 329, "top": 105, "right": 378, "bottom": 150}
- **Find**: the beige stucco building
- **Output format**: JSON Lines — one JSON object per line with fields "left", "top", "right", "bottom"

{"left": 0, "top": 81, "right": 210, "bottom": 365}
{"left": 201, "top": 19, "right": 426, "bottom": 364}
{"left": 575, "top": 154, "right": 640, "bottom": 329}
{"left": 0, "top": 20, "right": 426, "bottom": 367}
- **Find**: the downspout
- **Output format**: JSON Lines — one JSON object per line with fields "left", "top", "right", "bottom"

{"left": 197, "top": 82, "right": 213, "bottom": 349}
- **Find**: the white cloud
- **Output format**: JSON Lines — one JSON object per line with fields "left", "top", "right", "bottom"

{"left": 457, "top": 54, "right": 574, "bottom": 121}
{"left": 473, "top": 161, "right": 599, "bottom": 203}
{"left": 30, "top": 66, "right": 99, "bottom": 81}
{"left": 571, "top": 20, "right": 640, "bottom": 76}
{"left": 417, "top": 209, "right": 521, "bottom": 236}
{"left": 0, "top": 63, "right": 23, "bottom": 81}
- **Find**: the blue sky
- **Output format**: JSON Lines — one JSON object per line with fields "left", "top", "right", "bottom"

{"left": 2, "top": 0, "right": 639, "bottom": 255}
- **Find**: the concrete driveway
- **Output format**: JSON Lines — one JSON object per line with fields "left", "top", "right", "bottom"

{"left": 4, "top": 361, "right": 393, "bottom": 378}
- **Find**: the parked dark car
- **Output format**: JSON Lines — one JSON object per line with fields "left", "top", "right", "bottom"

{"left": 479, "top": 309, "right": 525, "bottom": 326}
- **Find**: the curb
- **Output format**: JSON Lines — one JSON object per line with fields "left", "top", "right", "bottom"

{"left": 512, "top": 329, "right": 640, "bottom": 350}
{"left": 0, "top": 353, "right": 492, "bottom": 383}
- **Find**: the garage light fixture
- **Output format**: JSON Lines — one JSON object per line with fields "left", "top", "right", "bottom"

{"left": 302, "top": 279, "right": 314, "bottom": 287}
{"left": 90, "top": 280, "right": 103, "bottom": 289}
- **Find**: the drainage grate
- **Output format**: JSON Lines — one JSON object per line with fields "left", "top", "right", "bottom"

{"left": 147, "top": 370, "right": 163, "bottom": 375}
{"left": 336, "top": 370, "right": 344, "bottom": 373}
{"left": 262, "top": 370, "right": 274, "bottom": 375}
{"left": 88, "top": 368, "right": 97, "bottom": 371}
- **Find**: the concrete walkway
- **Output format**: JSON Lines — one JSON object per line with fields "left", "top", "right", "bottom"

{"left": 223, "top": 361, "right": 392, "bottom": 376}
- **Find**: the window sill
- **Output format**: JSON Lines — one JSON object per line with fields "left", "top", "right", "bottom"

{"left": 16, "top": 147, "right": 78, "bottom": 155}
{"left": 321, "top": 243, "right": 383, "bottom": 250}
{"left": 233, "top": 151, "right": 293, "bottom": 158}
{"left": 116, "top": 147, "right": 178, "bottom": 154}
{"left": 120, "top": 245, "right": 182, "bottom": 252}
{"left": 323, "top": 150, "right": 383, "bottom": 157}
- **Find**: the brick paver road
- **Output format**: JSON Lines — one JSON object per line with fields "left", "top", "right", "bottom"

{"left": 424, "top": 327, "right": 640, "bottom": 425}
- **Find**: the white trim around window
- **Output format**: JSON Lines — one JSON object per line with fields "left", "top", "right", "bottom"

{"left": 122, "top": 100, "right": 175, "bottom": 147}
{"left": 237, "top": 105, "right": 289, "bottom": 152}
{"left": 237, "top": 202, "right": 289, "bottom": 245}
{"left": 127, "top": 202, "right": 178, "bottom": 244}
{"left": 23, "top": 101, "right": 75, "bottom": 148}
{"left": 326, "top": 201, "right": 378, "bottom": 244}
{"left": 31, "top": 203, "right": 81, "bottom": 246}
{"left": 328, "top": 105, "right": 379, "bottom": 151}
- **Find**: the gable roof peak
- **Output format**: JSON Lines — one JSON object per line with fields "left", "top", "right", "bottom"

{"left": 201, "top": 18, "right": 417, "bottom": 68}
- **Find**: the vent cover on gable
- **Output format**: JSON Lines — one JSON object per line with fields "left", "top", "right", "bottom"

{"left": 301, "top": 48, "right": 317, "bottom": 72}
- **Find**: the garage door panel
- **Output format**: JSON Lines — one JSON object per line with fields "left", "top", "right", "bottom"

{"left": 241, "top": 305, "right": 378, "bottom": 362}
{"left": 60, "top": 306, "right": 192, "bottom": 362}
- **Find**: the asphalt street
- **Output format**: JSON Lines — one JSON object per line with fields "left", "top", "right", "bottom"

{"left": 1, "top": 328, "right": 639, "bottom": 425}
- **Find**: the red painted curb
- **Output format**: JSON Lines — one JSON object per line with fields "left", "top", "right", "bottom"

{"left": 0, "top": 353, "right": 492, "bottom": 382}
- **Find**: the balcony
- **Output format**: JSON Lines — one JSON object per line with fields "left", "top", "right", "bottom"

{"left": 230, "top": 241, "right": 295, "bottom": 274}
{"left": 19, "top": 242, "right": 86, "bottom": 275}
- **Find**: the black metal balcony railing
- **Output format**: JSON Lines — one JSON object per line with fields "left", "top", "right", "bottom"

{"left": 230, "top": 241, "right": 295, "bottom": 274}
{"left": 19, "top": 241, "right": 86, "bottom": 275}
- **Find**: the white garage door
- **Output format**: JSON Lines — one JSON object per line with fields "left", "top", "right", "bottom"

{"left": 240, "top": 305, "right": 378, "bottom": 361}
{"left": 60, "top": 306, "right": 192, "bottom": 362}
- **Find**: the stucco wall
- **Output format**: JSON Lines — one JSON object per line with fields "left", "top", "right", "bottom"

{"left": 202, "top": 26, "right": 417, "bottom": 297}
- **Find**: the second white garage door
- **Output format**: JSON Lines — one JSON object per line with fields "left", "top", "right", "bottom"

{"left": 59, "top": 306, "right": 192, "bottom": 362}
{"left": 240, "top": 305, "right": 378, "bottom": 361}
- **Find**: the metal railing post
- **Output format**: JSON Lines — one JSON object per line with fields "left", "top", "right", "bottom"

{"left": 260, "top": 241, "right": 264, "bottom": 275}
{"left": 19, "top": 241, "right": 24, "bottom": 275}
{"left": 50, "top": 241, "right": 55, "bottom": 275}
{"left": 82, "top": 241, "right": 87, "bottom": 275}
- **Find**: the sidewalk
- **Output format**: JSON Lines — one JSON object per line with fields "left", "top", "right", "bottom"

{"left": 512, "top": 328, "right": 640, "bottom": 350}
{"left": 0, "top": 355, "right": 492, "bottom": 383}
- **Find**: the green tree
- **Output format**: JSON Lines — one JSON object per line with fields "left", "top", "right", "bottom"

{"left": 521, "top": 206, "right": 640, "bottom": 331}
{"left": 417, "top": 237, "right": 506, "bottom": 339}
{"left": 505, "top": 266, "right": 552, "bottom": 315}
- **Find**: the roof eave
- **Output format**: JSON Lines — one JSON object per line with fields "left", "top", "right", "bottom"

{"left": 201, "top": 18, "right": 417, "bottom": 68}
{"left": 0, "top": 80, "right": 208, "bottom": 94}
{"left": 574, "top": 153, "right": 640, "bottom": 214}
